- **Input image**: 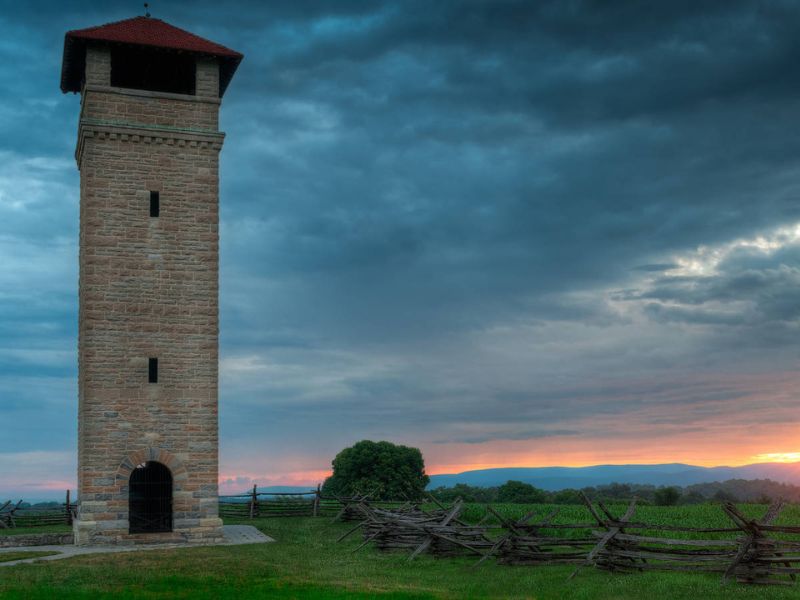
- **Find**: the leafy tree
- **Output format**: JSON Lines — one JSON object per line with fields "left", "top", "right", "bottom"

{"left": 679, "top": 490, "right": 706, "bottom": 505}
{"left": 654, "top": 486, "right": 681, "bottom": 506}
{"left": 496, "top": 480, "right": 548, "bottom": 504}
{"left": 430, "top": 484, "right": 497, "bottom": 503}
{"left": 601, "top": 483, "right": 633, "bottom": 500}
{"left": 552, "top": 489, "right": 581, "bottom": 504}
{"left": 470, "top": 485, "right": 500, "bottom": 503}
{"left": 321, "top": 440, "right": 429, "bottom": 500}
{"left": 711, "top": 488, "right": 737, "bottom": 503}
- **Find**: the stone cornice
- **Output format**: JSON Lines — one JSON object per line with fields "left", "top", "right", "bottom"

{"left": 82, "top": 84, "right": 222, "bottom": 106}
{"left": 76, "top": 120, "right": 225, "bottom": 166}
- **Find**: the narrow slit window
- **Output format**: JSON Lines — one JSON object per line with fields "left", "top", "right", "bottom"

{"left": 150, "top": 191, "right": 160, "bottom": 217}
{"left": 148, "top": 358, "right": 158, "bottom": 383}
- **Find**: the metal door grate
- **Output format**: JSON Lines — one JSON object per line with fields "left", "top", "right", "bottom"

{"left": 129, "top": 461, "right": 173, "bottom": 533}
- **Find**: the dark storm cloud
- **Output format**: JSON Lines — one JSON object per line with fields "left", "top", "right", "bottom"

{"left": 433, "top": 429, "right": 582, "bottom": 446}
{"left": 2, "top": 1, "right": 800, "bottom": 491}
{"left": 212, "top": 0, "right": 800, "bottom": 350}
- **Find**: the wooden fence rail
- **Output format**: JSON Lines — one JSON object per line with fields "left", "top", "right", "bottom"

{"left": 338, "top": 493, "right": 800, "bottom": 586}
{"left": 4, "top": 487, "right": 412, "bottom": 528}
{"left": 0, "top": 490, "right": 75, "bottom": 529}
{"left": 217, "top": 488, "right": 412, "bottom": 520}
{"left": 217, "top": 485, "right": 362, "bottom": 519}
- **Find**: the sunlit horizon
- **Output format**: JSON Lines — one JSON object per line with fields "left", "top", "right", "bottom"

{"left": 752, "top": 453, "right": 800, "bottom": 464}
{"left": 5, "top": 451, "right": 800, "bottom": 500}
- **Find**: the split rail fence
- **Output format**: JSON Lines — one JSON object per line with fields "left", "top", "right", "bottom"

{"left": 0, "top": 491, "right": 75, "bottom": 529}
{"left": 3, "top": 487, "right": 399, "bottom": 528}
{"left": 217, "top": 486, "right": 410, "bottom": 520}
{"left": 337, "top": 493, "right": 800, "bottom": 586}
{"left": 218, "top": 486, "right": 327, "bottom": 519}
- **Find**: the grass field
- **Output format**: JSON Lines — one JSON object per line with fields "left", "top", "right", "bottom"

{"left": 0, "top": 550, "right": 59, "bottom": 563}
{"left": 1, "top": 504, "right": 799, "bottom": 599}
{"left": 0, "top": 524, "right": 72, "bottom": 536}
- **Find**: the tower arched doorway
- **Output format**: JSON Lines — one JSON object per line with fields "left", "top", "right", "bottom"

{"left": 129, "top": 461, "right": 173, "bottom": 533}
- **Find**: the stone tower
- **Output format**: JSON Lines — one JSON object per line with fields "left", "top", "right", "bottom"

{"left": 60, "top": 16, "right": 242, "bottom": 545}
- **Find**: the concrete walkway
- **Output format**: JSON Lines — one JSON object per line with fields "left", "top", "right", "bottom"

{"left": 0, "top": 525, "right": 274, "bottom": 568}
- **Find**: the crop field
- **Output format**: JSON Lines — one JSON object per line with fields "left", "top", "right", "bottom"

{"left": 461, "top": 501, "right": 800, "bottom": 537}
{"left": 1, "top": 505, "right": 800, "bottom": 599}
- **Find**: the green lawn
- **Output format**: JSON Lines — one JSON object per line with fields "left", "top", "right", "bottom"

{"left": 1, "top": 509, "right": 798, "bottom": 599}
{"left": 0, "top": 524, "right": 72, "bottom": 536}
{"left": 0, "top": 550, "right": 60, "bottom": 563}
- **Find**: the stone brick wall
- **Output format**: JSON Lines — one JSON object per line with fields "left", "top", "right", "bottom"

{"left": 196, "top": 58, "right": 220, "bottom": 98}
{"left": 85, "top": 46, "right": 111, "bottom": 87}
{"left": 74, "top": 46, "right": 226, "bottom": 546}
{"left": 80, "top": 87, "right": 220, "bottom": 132}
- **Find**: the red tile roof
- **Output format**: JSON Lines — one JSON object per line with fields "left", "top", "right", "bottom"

{"left": 60, "top": 16, "right": 243, "bottom": 96}
{"left": 67, "top": 16, "right": 242, "bottom": 58}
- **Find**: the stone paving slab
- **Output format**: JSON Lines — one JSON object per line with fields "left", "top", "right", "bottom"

{"left": 0, "top": 525, "right": 274, "bottom": 568}
{"left": 221, "top": 524, "right": 273, "bottom": 545}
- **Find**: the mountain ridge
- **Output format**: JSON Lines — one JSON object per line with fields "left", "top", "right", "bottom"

{"left": 427, "top": 462, "right": 800, "bottom": 490}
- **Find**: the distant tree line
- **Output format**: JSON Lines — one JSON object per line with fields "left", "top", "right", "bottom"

{"left": 429, "top": 478, "right": 800, "bottom": 505}
{"left": 0, "top": 501, "right": 62, "bottom": 508}
{"left": 312, "top": 439, "right": 800, "bottom": 506}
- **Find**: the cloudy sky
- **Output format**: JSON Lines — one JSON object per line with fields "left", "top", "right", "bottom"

{"left": 2, "top": 0, "right": 800, "bottom": 498}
